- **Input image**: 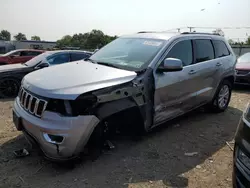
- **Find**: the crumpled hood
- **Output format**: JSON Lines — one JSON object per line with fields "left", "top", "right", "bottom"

{"left": 23, "top": 60, "right": 137, "bottom": 100}
{"left": 0, "top": 63, "right": 26, "bottom": 72}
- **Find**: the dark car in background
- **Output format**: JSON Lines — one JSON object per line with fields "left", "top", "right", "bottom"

{"left": 233, "top": 103, "right": 250, "bottom": 188}
{"left": 0, "top": 50, "right": 92, "bottom": 98}
{"left": 235, "top": 52, "right": 250, "bottom": 85}
{"left": 0, "top": 49, "right": 44, "bottom": 65}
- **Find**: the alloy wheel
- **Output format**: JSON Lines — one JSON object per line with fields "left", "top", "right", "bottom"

{"left": 218, "top": 85, "right": 230, "bottom": 109}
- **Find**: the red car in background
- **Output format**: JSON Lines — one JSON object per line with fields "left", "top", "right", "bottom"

{"left": 0, "top": 49, "right": 45, "bottom": 65}
{"left": 235, "top": 52, "right": 250, "bottom": 85}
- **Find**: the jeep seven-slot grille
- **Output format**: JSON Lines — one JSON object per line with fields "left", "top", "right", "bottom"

{"left": 18, "top": 88, "right": 48, "bottom": 117}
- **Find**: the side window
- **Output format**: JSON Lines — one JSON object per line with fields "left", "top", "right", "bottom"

{"left": 194, "top": 40, "right": 214, "bottom": 63}
{"left": 11, "top": 51, "right": 21, "bottom": 56}
{"left": 212, "top": 40, "right": 230, "bottom": 58}
{"left": 27, "top": 51, "right": 42, "bottom": 56}
{"left": 20, "top": 51, "right": 29, "bottom": 56}
{"left": 47, "top": 53, "right": 70, "bottom": 65}
{"left": 70, "top": 53, "right": 89, "bottom": 61}
{"left": 166, "top": 40, "right": 193, "bottom": 66}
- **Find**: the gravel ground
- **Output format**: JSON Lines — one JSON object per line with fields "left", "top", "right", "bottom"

{"left": 0, "top": 86, "right": 249, "bottom": 188}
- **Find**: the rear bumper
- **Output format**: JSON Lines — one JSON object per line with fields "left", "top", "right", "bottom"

{"left": 13, "top": 97, "right": 100, "bottom": 161}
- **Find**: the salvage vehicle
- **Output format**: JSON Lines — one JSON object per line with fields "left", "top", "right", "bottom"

{"left": 0, "top": 50, "right": 92, "bottom": 98}
{"left": 0, "top": 49, "right": 44, "bottom": 65}
{"left": 235, "top": 52, "right": 250, "bottom": 85}
{"left": 12, "top": 32, "right": 236, "bottom": 161}
{"left": 233, "top": 103, "right": 250, "bottom": 188}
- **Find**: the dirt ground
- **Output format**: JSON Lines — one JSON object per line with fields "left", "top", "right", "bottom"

{"left": 0, "top": 86, "right": 249, "bottom": 188}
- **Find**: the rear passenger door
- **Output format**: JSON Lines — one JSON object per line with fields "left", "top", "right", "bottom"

{"left": 192, "top": 39, "right": 219, "bottom": 104}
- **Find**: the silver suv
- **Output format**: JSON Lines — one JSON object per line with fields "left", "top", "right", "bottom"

{"left": 12, "top": 32, "right": 236, "bottom": 160}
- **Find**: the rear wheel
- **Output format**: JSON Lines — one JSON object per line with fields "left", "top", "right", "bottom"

{"left": 0, "top": 78, "right": 20, "bottom": 98}
{"left": 209, "top": 80, "right": 232, "bottom": 112}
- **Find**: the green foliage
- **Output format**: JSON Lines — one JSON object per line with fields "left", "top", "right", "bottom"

{"left": 31, "top": 35, "right": 41, "bottom": 41}
{"left": 246, "top": 37, "right": 250, "bottom": 45}
{"left": 14, "top": 33, "right": 27, "bottom": 41}
{"left": 56, "top": 29, "right": 117, "bottom": 50}
{"left": 228, "top": 39, "right": 234, "bottom": 45}
{"left": 0, "top": 30, "right": 11, "bottom": 41}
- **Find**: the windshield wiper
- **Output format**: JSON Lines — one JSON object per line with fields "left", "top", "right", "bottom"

{"left": 84, "top": 58, "right": 97, "bottom": 64}
{"left": 96, "top": 62, "right": 121, "bottom": 69}
{"left": 85, "top": 58, "right": 121, "bottom": 69}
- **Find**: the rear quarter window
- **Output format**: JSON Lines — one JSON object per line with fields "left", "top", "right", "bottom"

{"left": 212, "top": 40, "right": 230, "bottom": 58}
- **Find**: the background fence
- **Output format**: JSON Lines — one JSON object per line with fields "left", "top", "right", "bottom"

{"left": 231, "top": 45, "right": 250, "bottom": 57}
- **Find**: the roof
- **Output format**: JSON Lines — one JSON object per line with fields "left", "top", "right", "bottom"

{"left": 15, "top": 40, "right": 56, "bottom": 44}
{"left": 46, "top": 50, "right": 93, "bottom": 54}
{"left": 121, "top": 32, "right": 179, "bottom": 40}
{"left": 121, "top": 32, "right": 225, "bottom": 41}
{"left": 12, "top": 49, "right": 45, "bottom": 52}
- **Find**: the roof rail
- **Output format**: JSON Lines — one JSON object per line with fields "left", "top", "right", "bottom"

{"left": 137, "top": 31, "right": 179, "bottom": 34}
{"left": 181, "top": 32, "right": 221, "bottom": 36}
{"left": 137, "top": 31, "right": 155, "bottom": 33}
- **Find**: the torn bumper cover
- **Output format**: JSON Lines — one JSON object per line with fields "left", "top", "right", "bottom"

{"left": 13, "top": 98, "right": 100, "bottom": 160}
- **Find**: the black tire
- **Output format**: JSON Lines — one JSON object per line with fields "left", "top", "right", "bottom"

{"left": 0, "top": 78, "right": 21, "bottom": 98}
{"left": 0, "top": 62, "right": 7, "bottom": 66}
{"left": 209, "top": 80, "right": 232, "bottom": 113}
{"left": 87, "top": 122, "right": 106, "bottom": 160}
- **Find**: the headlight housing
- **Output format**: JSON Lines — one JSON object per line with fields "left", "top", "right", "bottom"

{"left": 238, "top": 148, "right": 250, "bottom": 170}
{"left": 70, "top": 94, "right": 97, "bottom": 116}
{"left": 46, "top": 94, "right": 97, "bottom": 116}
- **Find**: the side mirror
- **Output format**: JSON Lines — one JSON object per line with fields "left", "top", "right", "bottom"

{"left": 93, "top": 49, "right": 99, "bottom": 53}
{"left": 35, "top": 62, "right": 49, "bottom": 69}
{"left": 157, "top": 58, "right": 183, "bottom": 72}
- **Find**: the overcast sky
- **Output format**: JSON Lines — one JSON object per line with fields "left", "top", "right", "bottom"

{"left": 0, "top": 0, "right": 249, "bottom": 41}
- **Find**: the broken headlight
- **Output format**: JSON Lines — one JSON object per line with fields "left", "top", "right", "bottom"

{"left": 70, "top": 94, "right": 97, "bottom": 116}
{"left": 46, "top": 99, "right": 69, "bottom": 116}
{"left": 46, "top": 94, "right": 97, "bottom": 116}
{"left": 243, "top": 103, "right": 250, "bottom": 122}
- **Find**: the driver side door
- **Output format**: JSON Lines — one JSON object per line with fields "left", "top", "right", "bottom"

{"left": 153, "top": 39, "right": 198, "bottom": 125}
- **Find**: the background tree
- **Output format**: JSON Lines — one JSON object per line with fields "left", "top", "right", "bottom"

{"left": 31, "top": 35, "right": 41, "bottom": 41}
{"left": 14, "top": 33, "right": 27, "bottom": 41}
{"left": 228, "top": 39, "right": 234, "bottom": 45}
{"left": 246, "top": 37, "right": 250, "bottom": 45}
{"left": 56, "top": 35, "right": 72, "bottom": 48}
{"left": 0, "top": 30, "right": 11, "bottom": 41}
{"left": 56, "top": 29, "right": 117, "bottom": 50}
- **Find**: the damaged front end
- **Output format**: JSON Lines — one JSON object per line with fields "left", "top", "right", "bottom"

{"left": 13, "top": 68, "right": 155, "bottom": 161}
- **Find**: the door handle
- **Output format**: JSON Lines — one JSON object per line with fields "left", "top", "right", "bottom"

{"left": 189, "top": 70, "right": 196, "bottom": 75}
{"left": 216, "top": 62, "right": 222, "bottom": 66}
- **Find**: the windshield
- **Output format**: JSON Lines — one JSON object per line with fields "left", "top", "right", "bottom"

{"left": 238, "top": 52, "right": 250, "bottom": 63}
{"left": 24, "top": 51, "right": 54, "bottom": 66}
{"left": 90, "top": 38, "right": 165, "bottom": 71}
{"left": 2, "top": 50, "right": 19, "bottom": 57}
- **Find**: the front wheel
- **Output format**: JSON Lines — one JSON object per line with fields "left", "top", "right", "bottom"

{"left": 0, "top": 78, "right": 20, "bottom": 98}
{"left": 210, "top": 80, "right": 232, "bottom": 112}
